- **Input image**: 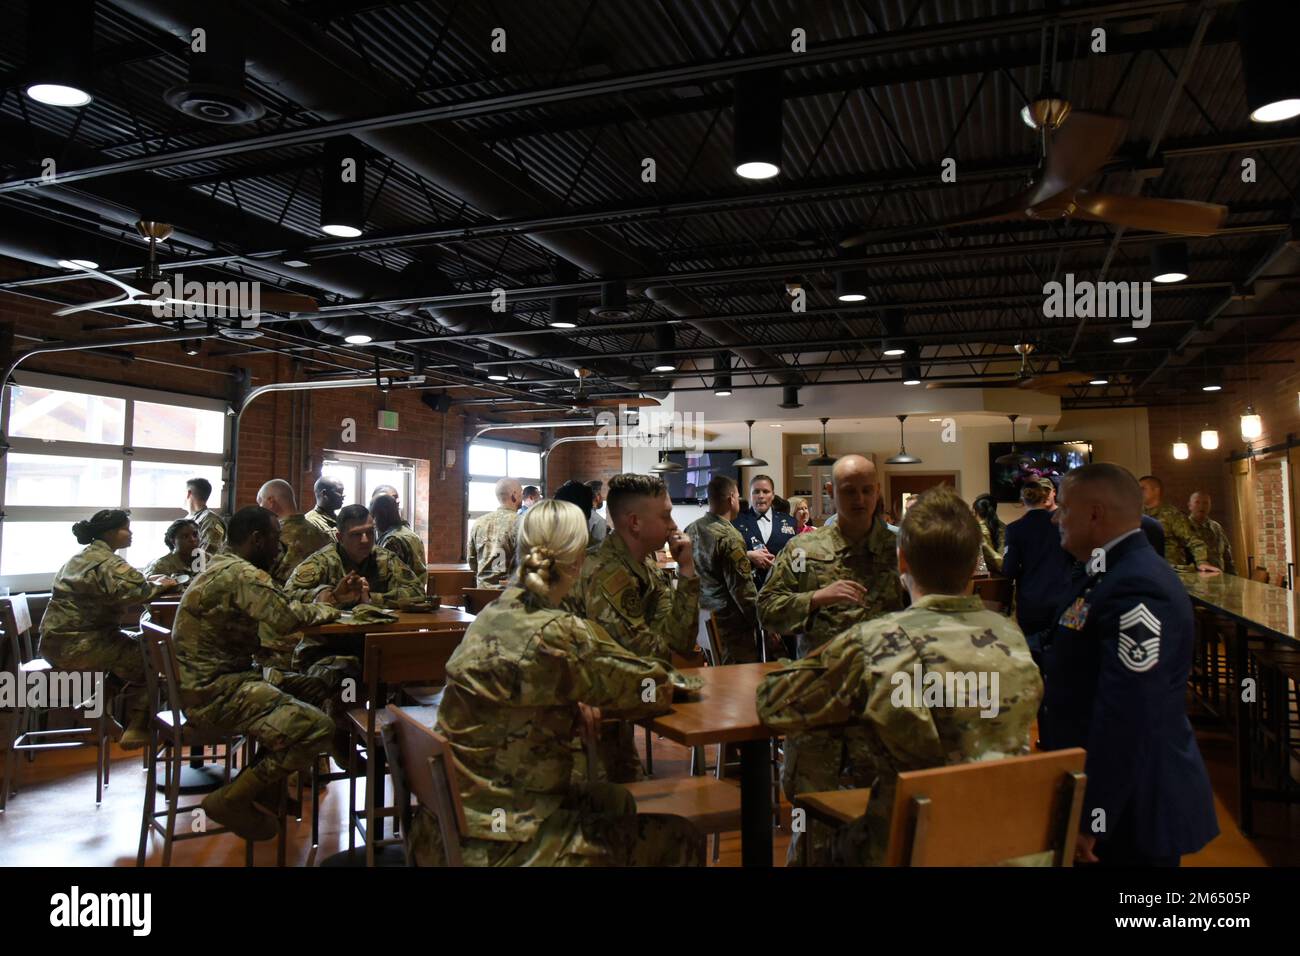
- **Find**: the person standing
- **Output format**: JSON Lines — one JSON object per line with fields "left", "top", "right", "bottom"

{"left": 972, "top": 493, "right": 1005, "bottom": 574}
{"left": 758, "top": 454, "right": 905, "bottom": 864}
{"left": 371, "top": 493, "right": 427, "bottom": 580}
{"left": 145, "top": 518, "right": 200, "bottom": 580}
{"left": 172, "top": 506, "right": 342, "bottom": 841}
{"left": 40, "top": 510, "right": 177, "bottom": 750}
{"left": 562, "top": 473, "right": 699, "bottom": 782}
{"left": 685, "top": 475, "right": 761, "bottom": 664}
{"left": 519, "top": 485, "right": 541, "bottom": 514}
{"left": 585, "top": 479, "right": 610, "bottom": 546}
{"left": 470, "top": 478, "right": 523, "bottom": 587}
{"left": 758, "top": 486, "right": 1041, "bottom": 865}
{"left": 369, "top": 483, "right": 400, "bottom": 512}
{"left": 1188, "top": 491, "right": 1235, "bottom": 575}
{"left": 732, "top": 474, "right": 797, "bottom": 589}
{"left": 186, "top": 477, "right": 226, "bottom": 556}
{"left": 1139, "top": 476, "right": 1217, "bottom": 573}
{"left": 1042, "top": 463, "right": 1219, "bottom": 866}
{"left": 255, "top": 479, "right": 333, "bottom": 585}
{"left": 788, "top": 496, "right": 814, "bottom": 534}
{"left": 1001, "top": 481, "right": 1074, "bottom": 668}
{"left": 305, "top": 476, "right": 345, "bottom": 540}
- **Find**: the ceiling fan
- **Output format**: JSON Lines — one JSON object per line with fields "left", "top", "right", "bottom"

{"left": 840, "top": 109, "right": 1227, "bottom": 248}
{"left": 54, "top": 220, "right": 319, "bottom": 317}
{"left": 565, "top": 367, "right": 660, "bottom": 411}
{"left": 925, "top": 342, "right": 1093, "bottom": 393}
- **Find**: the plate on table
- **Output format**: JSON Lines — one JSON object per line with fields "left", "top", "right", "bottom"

{"left": 172, "top": 574, "right": 190, "bottom": 585}
{"left": 668, "top": 671, "right": 705, "bottom": 699}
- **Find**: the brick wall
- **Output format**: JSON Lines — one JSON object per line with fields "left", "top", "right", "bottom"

{"left": 545, "top": 428, "right": 622, "bottom": 493}
{"left": 1253, "top": 461, "right": 1288, "bottom": 581}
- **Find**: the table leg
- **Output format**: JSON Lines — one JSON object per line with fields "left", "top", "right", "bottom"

{"left": 739, "top": 739, "right": 773, "bottom": 867}
{"left": 1234, "top": 622, "right": 1253, "bottom": 835}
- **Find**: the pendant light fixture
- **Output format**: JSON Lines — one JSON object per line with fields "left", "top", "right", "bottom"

{"left": 1033, "top": 424, "right": 1054, "bottom": 469}
{"left": 1151, "top": 241, "right": 1189, "bottom": 283}
{"left": 1240, "top": 0, "right": 1300, "bottom": 123}
{"left": 1200, "top": 427, "right": 1220, "bottom": 450}
{"left": 713, "top": 352, "right": 732, "bottom": 396}
{"left": 886, "top": 415, "right": 922, "bottom": 464}
{"left": 835, "top": 270, "right": 868, "bottom": 302}
{"left": 778, "top": 384, "right": 802, "bottom": 409}
{"left": 24, "top": 0, "right": 95, "bottom": 108}
{"left": 1239, "top": 312, "right": 1262, "bottom": 443}
{"left": 1172, "top": 395, "right": 1189, "bottom": 460}
{"left": 733, "top": 71, "right": 784, "bottom": 179}
{"left": 319, "top": 137, "right": 366, "bottom": 238}
{"left": 734, "top": 420, "right": 768, "bottom": 468}
{"left": 994, "top": 414, "right": 1034, "bottom": 466}
{"left": 649, "top": 428, "right": 684, "bottom": 474}
{"left": 809, "top": 418, "right": 836, "bottom": 467}
{"left": 651, "top": 325, "right": 676, "bottom": 373}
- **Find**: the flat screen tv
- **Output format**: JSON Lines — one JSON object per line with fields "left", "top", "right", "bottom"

{"left": 988, "top": 439, "right": 1093, "bottom": 503}
{"left": 663, "top": 449, "right": 741, "bottom": 504}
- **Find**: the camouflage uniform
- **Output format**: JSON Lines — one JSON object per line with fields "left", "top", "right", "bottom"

{"left": 144, "top": 551, "right": 192, "bottom": 579}
{"left": 469, "top": 506, "right": 519, "bottom": 587}
{"left": 304, "top": 506, "right": 338, "bottom": 540}
{"left": 977, "top": 518, "right": 1003, "bottom": 574}
{"left": 173, "top": 552, "right": 342, "bottom": 794}
{"left": 757, "top": 518, "right": 905, "bottom": 864}
{"left": 757, "top": 594, "right": 1042, "bottom": 865}
{"left": 407, "top": 586, "right": 702, "bottom": 867}
{"left": 562, "top": 533, "right": 700, "bottom": 782}
{"left": 283, "top": 543, "right": 425, "bottom": 690}
{"left": 270, "top": 513, "right": 333, "bottom": 586}
{"left": 1189, "top": 516, "right": 1234, "bottom": 575}
{"left": 39, "top": 540, "right": 166, "bottom": 726}
{"left": 192, "top": 507, "right": 227, "bottom": 556}
{"left": 1144, "top": 503, "right": 1208, "bottom": 570}
{"left": 379, "top": 521, "right": 427, "bottom": 580}
{"left": 685, "top": 512, "right": 760, "bottom": 664}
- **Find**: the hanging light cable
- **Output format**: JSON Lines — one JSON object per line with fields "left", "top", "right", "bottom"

{"left": 809, "top": 418, "right": 836, "bottom": 467}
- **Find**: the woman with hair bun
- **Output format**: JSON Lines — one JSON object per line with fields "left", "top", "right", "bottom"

{"left": 409, "top": 499, "right": 703, "bottom": 867}
{"left": 38, "top": 510, "right": 177, "bottom": 750}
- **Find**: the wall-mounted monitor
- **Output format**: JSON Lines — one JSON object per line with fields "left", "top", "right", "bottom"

{"left": 662, "top": 449, "right": 741, "bottom": 504}
{"left": 988, "top": 440, "right": 1093, "bottom": 503}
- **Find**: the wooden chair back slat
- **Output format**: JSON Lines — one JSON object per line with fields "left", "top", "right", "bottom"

{"left": 883, "top": 748, "right": 1087, "bottom": 867}
{"left": 1, "top": 594, "right": 35, "bottom": 670}
{"left": 139, "top": 620, "right": 184, "bottom": 729}
{"left": 428, "top": 569, "right": 476, "bottom": 600}
{"left": 362, "top": 629, "right": 466, "bottom": 691}
{"left": 386, "top": 704, "right": 467, "bottom": 866}
{"left": 461, "top": 588, "right": 502, "bottom": 614}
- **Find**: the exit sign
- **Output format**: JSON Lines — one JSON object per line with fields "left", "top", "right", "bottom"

{"left": 377, "top": 410, "right": 399, "bottom": 431}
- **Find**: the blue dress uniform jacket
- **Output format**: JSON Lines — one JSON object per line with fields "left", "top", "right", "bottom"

{"left": 1001, "top": 508, "right": 1073, "bottom": 639}
{"left": 732, "top": 507, "right": 797, "bottom": 589}
{"left": 1040, "top": 530, "right": 1218, "bottom": 861}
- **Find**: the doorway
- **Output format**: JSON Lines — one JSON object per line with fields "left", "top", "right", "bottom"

{"left": 885, "top": 472, "right": 959, "bottom": 523}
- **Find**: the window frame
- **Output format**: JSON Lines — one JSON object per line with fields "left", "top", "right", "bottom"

{"left": 0, "top": 371, "right": 230, "bottom": 592}
{"left": 465, "top": 438, "right": 540, "bottom": 548}
{"left": 321, "top": 449, "right": 417, "bottom": 523}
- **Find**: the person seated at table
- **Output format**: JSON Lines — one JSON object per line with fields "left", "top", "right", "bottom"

{"left": 411, "top": 499, "right": 702, "bottom": 867}
{"left": 972, "top": 493, "right": 1005, "bottom": 573}
{"left": 144, "top": 518, "right": 200, "bottom": 581}
{"left": 1001, "top": 480, "right": 1073, "bottom": 670}
{"left": 788, "top": 497, "right": 814, "bottom": 535}
{"left": 562, "top": 473, "right": 699, "bottom": 782}
{"left": 172, "top": 505, "right": 343, "bottom": 841}
{"left": 256, "top": 478, "right": 333, "bottom": 585}
{"left": 371, "top": 492, "right": 427, "bottom": 580}
{"left": 284, "top": 504, "right": 425, "bottom": 692}
{"left": 757, "top": 486, "right": 1042, "bottom": 866}
{"left": 39, "top": 510, "right": 177, "bottom": 750}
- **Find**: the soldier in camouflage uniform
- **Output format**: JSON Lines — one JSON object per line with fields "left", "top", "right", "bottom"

{"left": 562, "top": 474, "right": 699, "bottom": 783}
{"left": 40, "top": 511, "right": 178, "bottom": 749}
{"left": 758, "top": 486, "right": 1042, "bottom": 865}
{"left": 1139, "top": 476, "right": 1217, "bottom": 573}
{"left": 409, "top": 499, "right": 702, "bottom": 866}
{"left": 185, "top": 477, "right": 226, "bottom": 556}
{"left": 254, "top": 479, "right": 336, "bottom": 668}
{"left": 758, "top": 454, "right": 905, "bottom": 864}
{"left": 304, "top": 476, "right": 345, "bottom": 540}
{"left": 470, "top": 477, "right": 522, "bottom": 586}
{"left": 1188, "top": 491, "right": 1235, "bottom": 575}
{"left": 144, "top": 518, "right": 199, "bottom": 580}
{"left": 685, "top": 474, "right": 761, "bottom": 664}
{"left": 371, "top": 492, "right": 427, "bottom": 579}
{"left": 172, "top": 505, "right": 343, "bottom": 841}
{"left": 284, "top": 504, "right": 424, "bottom": 690}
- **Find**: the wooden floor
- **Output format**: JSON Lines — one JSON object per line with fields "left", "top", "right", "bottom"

{"left": 0, "top": 718, "right": 1295, "bottom": 866}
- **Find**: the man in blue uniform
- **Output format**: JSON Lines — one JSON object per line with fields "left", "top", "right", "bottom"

{"left": 732, "top": 474, "right": 797, "bottom": 589}
{"left": 1042, "top": 463, "right": 1218, "bottom": 866}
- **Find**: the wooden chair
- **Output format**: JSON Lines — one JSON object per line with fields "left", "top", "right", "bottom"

{"left": 428, "top": 569, "right": 476, "bottom": 601}
{"left": 2, "top": 594, "right": 114, "bottom": 811}
{"left": 971, "top": 576, "right": 1014, "bottom": 614}
{"left": 345, "top": 629, "right": 466, "bottom": 866}
{"left": 135, "top": 620, "right": 259, "bottom": 866}
{"left": 145, "top": 601, "right": 181, "bottom": 631}
{"left": 795, "top": 748, "right": 1087, "bottom": 866}
{"left": 382, "top": 703, "right": 467, "bottom": 866}
{"left": 621, "top": 775, "right": 742, "bottom": 863}
{"left": 461, "top": 587, "right": 502, "bottom": 614}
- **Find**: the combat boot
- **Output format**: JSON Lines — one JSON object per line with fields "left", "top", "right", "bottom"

{"left": 201, "top": 769, "right": 279, "bottom": 841}
{"left": 119, "top": 711, "right": 151, "bottom": 751}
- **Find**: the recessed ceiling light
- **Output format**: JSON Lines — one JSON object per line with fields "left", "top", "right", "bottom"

{"left": 769, "top": 423, "right": 782, "bottom": 428}
{"left": 26, "top": 83, "right": 93, "bottom": 108}
{"left": 57, "top": 258, "right": 98, "bottom": 271}
{"left": 1112, "top": 335, "right": 1137, "bottom": 344}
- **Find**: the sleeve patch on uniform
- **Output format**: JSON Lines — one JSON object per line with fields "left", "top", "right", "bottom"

{"left": 1118, "top": 603, "right": 1161, "bottom": 673}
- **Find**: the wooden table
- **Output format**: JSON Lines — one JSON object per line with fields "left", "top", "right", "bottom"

{"left": 300, "top": 606, "right": 475, "bottom": 637}
{"left": 642, "top": 662, "right": 782, "bottom": 867}
{"left": 1178, "top": 571, "right": 1299, "bottom": 833}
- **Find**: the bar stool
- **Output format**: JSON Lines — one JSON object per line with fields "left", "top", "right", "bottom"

{"left": 2, "top": 594, "right": 114, "bottom": 811}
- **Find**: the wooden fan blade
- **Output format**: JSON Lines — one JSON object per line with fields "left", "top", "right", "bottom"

{"left": 258, "top": 291, "right": 320, "bottom": 313}
{"left": 839, "top": 187, "right": 1041, "bottom": 248}
{"left": 924, "top": 380, "right": 1021, "bottom": 390}
{"left": 1069, "top": 191, "right": 1226, "bottom": 236}
{"left": 574, "top": 396, "right": 660, "bottom": 408}
{"left": 1019, "top": 371, "right": 1094, "bottom": 388}
{"left": 1029, "top": 112, "right": 1127, "bottom": 204}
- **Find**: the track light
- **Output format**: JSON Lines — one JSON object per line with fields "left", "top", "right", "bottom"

{"left": 1151, "top": 241, "right": 1189, "bottom": 283}
{"left": 733, "top": 71, "right": 783, "bottom": 179}
{"left": 835, "top": 270, "right": 868, "bottom": 302}
{"left": 651, "top": 325, "right": 676, "bottom": 373}
{"left": 24, "top": 0, "right": 95, "bottom": 108}
{"left": 1240, "top": 0, "right": 1300, "bottom": 123}
{"left": 320, "top": 138, "right": 365, "bottom": 238}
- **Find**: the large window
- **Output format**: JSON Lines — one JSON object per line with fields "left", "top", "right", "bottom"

{"left": 321, "top": 452, "right": 416, "bottom": 522}
{"left": 466, "top": 439, "right": 540, "bottom": 546}
{"left": 0, "top": 373, "right": 229, "bottom": 590}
